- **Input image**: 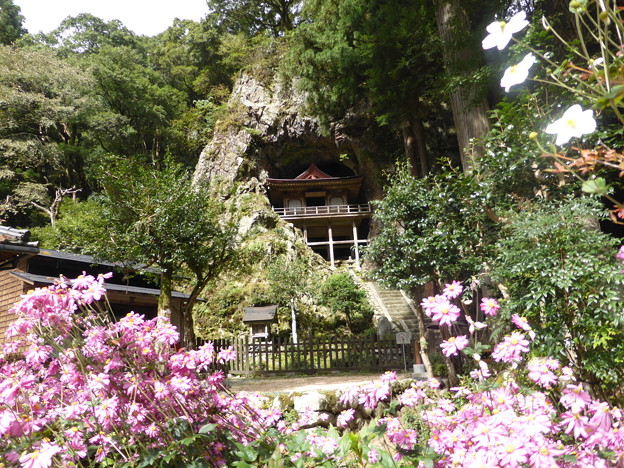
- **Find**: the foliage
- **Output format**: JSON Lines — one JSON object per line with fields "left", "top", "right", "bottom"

{"left": 0, "top": 275, "right": 279, "bottom": 467}
{"left": 0, "top": 45, "right": 95, "bottom": 226}
{"left": 367, "top": 162, "right": 494, "bottom": 290}
{"left": 318, "top": 272, "right": 373, "bottom": 335}
{"left": 207, "top": 0, "right": 301, "bottom": 37}
{"left": 289, "top": 0, "right": 441, "bottom": 127}
{"left": 0, "top": 0, "right": 25, "bottom": 45}
{"left": 492, "top": 197, "right": 624, "bottom": 395}
{"left": 43, "top": 13, "right": 140, "bottom": 57}
{"left": 31, "top": 198, "right": 108, "bottom": 254}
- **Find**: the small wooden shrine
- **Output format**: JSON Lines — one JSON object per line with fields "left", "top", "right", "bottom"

{"left": 266, "top": 164, "right": 372, "bottom": 268}
{"left": 242, "top": 305, "right": 278, "bottom": 340}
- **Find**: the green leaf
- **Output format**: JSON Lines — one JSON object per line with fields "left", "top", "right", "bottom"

{"left": 199, "top": 423, "right": 217, "bottom": 434}
{"left": 581, "top": 178, "right": 609, "bottom": 196}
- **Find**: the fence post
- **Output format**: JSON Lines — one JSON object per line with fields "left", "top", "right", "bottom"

{"left": 244, "top": 335, "right": 250, "bottom": 375}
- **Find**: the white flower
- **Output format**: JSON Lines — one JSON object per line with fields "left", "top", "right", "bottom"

{"left": 545, "top": 104, "right": 597, "bottom": 145}
{"left": 500, "top": 53, "right": 536, "bottom": 92}
{"left": 482, "top": 11, "right": 529, "bottom": 50}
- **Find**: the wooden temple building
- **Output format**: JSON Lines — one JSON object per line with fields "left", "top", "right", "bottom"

{"left": 0, "top": 226, "right": 189, "bottom": 342}
{"left": 266, "top": 164, "right": 372, "bottom": 268}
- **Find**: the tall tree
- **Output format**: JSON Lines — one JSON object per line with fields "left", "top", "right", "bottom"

{"left": 207, "top": 0, "right": 301, "bottom": 37}
{"left": 434, "top": 0, "right": 491, "bottom": 172}
{"left": 290, "top": 0, "right": 443, "bottom": 175}
{"left": 0, "top": 0, "right": 25, "bottom": 45}
{"left": 0, "top": 45, "right": 94, "bottom": 225}
{"left": 45, "top": 13, "right": 140, "bottom": 57}
{"left": 97, "top": 158, "right": 238, "bottom": 348}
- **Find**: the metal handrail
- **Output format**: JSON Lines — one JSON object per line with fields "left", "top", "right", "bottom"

{"left": 273, "top": 203, "right": 372, "bottom": 217}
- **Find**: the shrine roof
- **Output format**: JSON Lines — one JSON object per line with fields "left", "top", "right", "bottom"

{"left": 242, "top": 305, "right": 278, "bottom": 323}
{"left": 266, "top": 164, "right": 362, "bottom": 191}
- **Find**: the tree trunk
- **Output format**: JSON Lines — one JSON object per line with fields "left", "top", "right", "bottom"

{"left": 439, "top": 324, "right": 460, "bottom": 388}
{"left": 158, "top": 267, "right": 174, "bottom": 319}
{"left": 291, "top": 300, "right": 298, "bottom": 344}
{"left": 410, "top": 287, "right": 434, "bottom": 378}
{"left": 434, "top": 0, "right": 490, "bottom": 173}
{"left": 402, "top": 118, "right": 429, "bottom": 177}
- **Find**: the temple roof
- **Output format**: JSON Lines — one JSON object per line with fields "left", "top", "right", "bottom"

{"left": 294, "top": 163, "right": 333, "bottom": 180}
{"left": 266, "top": 164, "right": 362, "bottom": 192}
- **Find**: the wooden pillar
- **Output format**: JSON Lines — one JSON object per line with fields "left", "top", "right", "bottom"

{"left": 328, "top": 222, "right": 335, "bottom": 269}
{"left": 352, "top": 221, "right": 360, "bottom": 269}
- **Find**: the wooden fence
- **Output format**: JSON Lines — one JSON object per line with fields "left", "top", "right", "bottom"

{"left": 208, "top": 336, "right": 414, "bottom": 375}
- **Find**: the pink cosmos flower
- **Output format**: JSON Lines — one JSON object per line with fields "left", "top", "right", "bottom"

{"left": 527, "top": 359, "right": 558, "bottom": 388}
{"left": 617, "top": 245, "right": 624, "bottom": 262}
{"left": 491, "top": 332, "right": 529, "bottom": 363}
{"left": 470, "top": 359, "right": 491, "bottom": 380}
{"left": 560, "top": 384, "right": 592, "bottom": 410}
{"left": 217, "top": 346, "right": 236, "bottom": 363}
{"left": 18, "top": 441, "right": 61, "bottom": 468}
{"left": 358, "top": 381, "right": 390, "bottom": 409}
{"left": 528, "top": 444, "right": 564, "bottom": 468}
{"left": 420, "top": 296, "right": 437, "bottom": 316}
{"left": 430, "top": 298, "right": 461, "bottom": 326}
{"left": 440, "top": 335, "right": 469, "bottom": 357}
{"left": 380, "top": 371, "right": 397, "bottom": 382}
{"left": 339, "top": 385, "right": 359, "bottom": 407}
{"left": 367, "top": 448, "right": 380, "bottom": 463}
{"left": 337, "top": 408, "right": 355, "bottom": 427}
{"left": 443, "top": 281, "right": 463, "bottom": 299}
{"left": 560, "top": 408, "right": 589, "bottom": 439}
{"left": 480, "top": 297, "right": 500, "bottom": 317}
{"left": 145, "top": 423, "right": 160, "bottom": 437}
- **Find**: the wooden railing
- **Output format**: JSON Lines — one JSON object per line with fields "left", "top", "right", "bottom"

{"left": 273, "top": 203, "right": 372, "bottom": 218}
{"left": 208, "top": 335, "right": 413, "bottom": 375}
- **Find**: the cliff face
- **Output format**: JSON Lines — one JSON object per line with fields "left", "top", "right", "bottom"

{"left": 192, "top": 72, "right": 393, "bottom": 201}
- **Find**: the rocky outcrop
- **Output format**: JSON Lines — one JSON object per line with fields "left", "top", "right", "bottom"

{"left": 192, "top": 73, "right": 321, "bottom": 187}
{"left": 192, "top": 72, "right": 392, "bottom": 201}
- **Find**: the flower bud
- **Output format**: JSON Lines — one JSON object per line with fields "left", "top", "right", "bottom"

{"left": 569, "top": 0, "right": 581, "bottom": 8}
{"left": 529, "top": 131, "right": 538, "bottom": 140}
{"left": 599, "top": 11, "right": 610, "bottom": 22}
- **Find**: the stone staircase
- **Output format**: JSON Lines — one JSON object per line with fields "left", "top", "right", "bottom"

{"left": 360, "top": 280, "right": 419, "bottom": 336}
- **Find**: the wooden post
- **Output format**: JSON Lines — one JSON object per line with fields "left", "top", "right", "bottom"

{"left": 328, "top": 222, "right": 335, "bottom": 268}
{"left": 352, "top": 221, "right": 360, "bottom": 269}
{"left": 414, "top": 339, "right": 423, "bottom": 365}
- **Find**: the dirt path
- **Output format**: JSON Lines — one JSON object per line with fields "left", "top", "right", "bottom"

{"left": 226, "top": 372, "right": 416, "bottom": 394}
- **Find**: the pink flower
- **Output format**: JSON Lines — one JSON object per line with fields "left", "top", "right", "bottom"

{"left": 527, "top": 359, "right": 558, "bottom": 388}
{"left": 560, "top": 384, "right": 592, "bottom": 410}
{"left": 480, "top": 297, "right": 500, "bottom": 316}
{"left": 560, "top": 408, "right": 589, "bottom": 439}
{"left": 420, "top": 296, "right": 437, "bottom": 316}
{"left": 358, "top": 381, "right": 390, "bottom": 409}
{"left": 440, "top": 335, "right": 469, "bottom": 357}
{"left": 443, "top": 281, "right": 463, "bottom": 299}
{"left": 367, "top": 448, "right": 380, "bottom": 463}
{"left": 617, "top": 245, "right": 624, "bottom": 262}
{"left": 399, "top": 386, "right": 425, "bottom": 407}
{"left": 431, "top": 298, "right": 461, "bottom": 326}
{"left": 217, "top": 346, "right": 236, "bottom": 363}
{"left": 491, "top": 332, "right": 529, "bottom": 363}
{"left": 337, "top": 409, "right": 355, "bottom": 427}
{"left": 380, "top": 371, "right": 397, "bottom": 382}
{"left": 18, "top": 441, "right": 61, "bottom": 468}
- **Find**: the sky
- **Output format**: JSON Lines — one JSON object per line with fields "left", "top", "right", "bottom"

{"left": 14, "top": 0, "right": 209, "bottom": 37}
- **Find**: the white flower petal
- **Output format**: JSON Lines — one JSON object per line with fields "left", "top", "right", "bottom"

{"left": 500, "top": 53, "right": 536, "bottom": 92}
{"left": 482, "top": 11, "right": 529, "bottom": 50}
{"left": 545, "top": 104, "right": 597, "bottom": 146}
